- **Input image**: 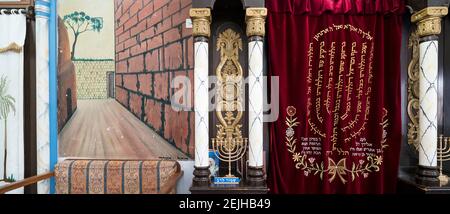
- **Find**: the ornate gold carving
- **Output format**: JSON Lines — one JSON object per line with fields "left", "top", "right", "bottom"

{"left": 407, "top": 31, "right": 420, "bottom": 151}
{"left": 189, "top": 8, "right": 211, "bottom": 38}
{"left": 246, "top": 8, "right": 267, "bottom": 37}
{"left": 285, "top": 106, "right": 389, "bottom": 184}
{"left": 411, "top": 7, "right": 448, "bottom": 23}
{"left": 211, "top": 29, "right": 247, "bottom": 178}
{"left": 411, "top": 7, "right": 448, "bottom": 37}
{"left": 416, "top": 17, "right": 443, "bottom": 37}
{"left": 0, "top": 43, "right": 22, "bottom": 54}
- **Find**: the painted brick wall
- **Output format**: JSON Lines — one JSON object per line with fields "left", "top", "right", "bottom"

{"left": 74, "top": 60, "right": 115, "bottom": 99}
{"left": 114, "top": 0, "right": 194, "bottom": 158}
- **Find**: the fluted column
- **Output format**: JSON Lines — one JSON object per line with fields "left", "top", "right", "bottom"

{"left": 190, "top": 8, "right": 211, "bottom": 187}
{"left": 411, "top": 7, "right": 448, "bottom": 186}
{"left": 35, "top": 0, "right": 51, "bottom": 194}
{"left": 246, "top": 7, "right": 267, "bottom": 187}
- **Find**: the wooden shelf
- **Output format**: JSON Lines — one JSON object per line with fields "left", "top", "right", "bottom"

{"left": 397, "top": 166, "right": 450, "bottom": 194}
{"left": 190, "top": 183, "right": 269, "bottom": 194}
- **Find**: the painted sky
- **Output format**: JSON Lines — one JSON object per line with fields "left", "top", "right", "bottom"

{"left": 58, "top": 0, "right": 115, "bottom": 59}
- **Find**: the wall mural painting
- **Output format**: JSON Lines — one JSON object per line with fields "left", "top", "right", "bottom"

{"left": 0, "top": 12, "right": 26, "bottom": 193}
{"left": 0, "top": 76, "right": 16, "bottom": 182}
{"left": 57, "top": 0, "right": 193, "bottom": 161}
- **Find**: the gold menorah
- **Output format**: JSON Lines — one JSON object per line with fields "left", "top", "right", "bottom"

{"left": 438, "top": 135, "right": 450, "bottom": 184}
{"left": 211, "top": 29, "right": 248, "bottom": 179}
{"left": 212, "top": 135, "right": 248, "bottom": 178}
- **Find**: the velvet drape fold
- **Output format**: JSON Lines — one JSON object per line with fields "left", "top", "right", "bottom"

{"left": 267, "top": 0, "right": 404, "bottom": 194}
{"left": 267, "top": 0, "right": 404, "bottom": 15}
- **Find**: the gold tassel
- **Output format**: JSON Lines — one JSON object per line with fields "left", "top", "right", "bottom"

{"left": 0, "top": 43, "right": 23, "bottom": 54}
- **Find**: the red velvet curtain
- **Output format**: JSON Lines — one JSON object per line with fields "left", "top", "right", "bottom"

{"left": 267, "top": 0, "right": 404, "bottom": 194}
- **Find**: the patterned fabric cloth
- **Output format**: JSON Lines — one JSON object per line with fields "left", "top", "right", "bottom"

{"left": 55, "top": 160, "right": 180, "bottom": 194}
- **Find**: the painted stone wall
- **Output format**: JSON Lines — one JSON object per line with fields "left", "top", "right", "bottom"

{"left": 114, "top": 0, "right": 194, "bottom": 158}
{"left": 74, "top": 60, "right": 115, "bottom": 99}
{"left": 58, "top": 0, "right": 116, "bottom": 129}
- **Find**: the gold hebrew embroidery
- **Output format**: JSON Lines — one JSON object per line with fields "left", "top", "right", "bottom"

{"left": 285, "top": 106, "right": 389, "bottom": 184}
{"left": 306, "top": 25, "right": 375, "bottom": 155}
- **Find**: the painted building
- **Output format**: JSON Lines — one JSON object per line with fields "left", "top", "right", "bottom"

{"left": 57, "top": 17, "right": 77, "bottom": 132}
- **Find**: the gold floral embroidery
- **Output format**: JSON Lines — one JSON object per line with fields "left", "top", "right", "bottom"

{"left": 284, "top": 106, "right": 390, "bottom": 184}
{"left": 328, "top": 158, "right": 347, "bottom": 183}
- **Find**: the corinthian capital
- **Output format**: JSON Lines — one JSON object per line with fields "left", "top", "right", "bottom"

{"left": 411, "top": 7, "right": 448, "bottom": 37}
{"left": 190, "top": 8, "right": 211, "bottom": 38}
{"left": 246, "top": 8, "right": 267, "bottom": 37}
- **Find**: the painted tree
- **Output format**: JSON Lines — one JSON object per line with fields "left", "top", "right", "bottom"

{"left": 63, "top": 11, "right": 104, "bottom": 60}
{"left": 0, "top": 76, "right": 15, "bottom": 181}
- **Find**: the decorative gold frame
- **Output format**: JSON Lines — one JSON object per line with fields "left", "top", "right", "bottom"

{"left": 407, "top": 31, "right": 420, "bottom": 151}
{"left": 211, "top": 28, "right": 248, "bottom": 178}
